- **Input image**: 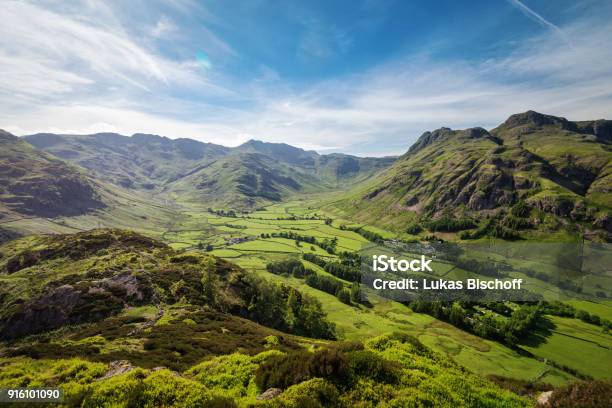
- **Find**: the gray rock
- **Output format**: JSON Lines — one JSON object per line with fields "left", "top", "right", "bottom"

{"left": 257, "top": 388, "right": 282, "bottom": 400}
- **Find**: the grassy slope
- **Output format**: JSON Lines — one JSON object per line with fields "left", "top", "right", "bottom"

{"left": 0, "top": 230, "right": 532, "bottom": 407}
{"left": 0, "top": 130, "right": 105, "bottom": 219}
{"left": 324, "top": 112, "right": 612, "bottom": 242}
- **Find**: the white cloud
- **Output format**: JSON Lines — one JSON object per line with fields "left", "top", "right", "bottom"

{"left": 507, "top": 0, "right": 565, "bottom": 37}
{"left": 0, "top": 0, "right": 611, "bottom": 156}
{"left": 152, "top": 16, "right": 178, "bottom": 38}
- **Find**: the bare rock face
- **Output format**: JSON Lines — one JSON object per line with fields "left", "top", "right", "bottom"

{"left": 99, "top": 360, "right": 135, "bottom": 380}
{"left": 503, "top": 111, "right": 578, "bottom": 132}
{"left": 536, "top": 390, "right": 553, "bottom": 407}
{"left": 257, "top": 388, "right": 283, "bottom": 400}
{"left": 594, "top": 214, "right": 612, "bottom": 232}
{"left": 0, "top": 272, "right": 156, "bottom": 340}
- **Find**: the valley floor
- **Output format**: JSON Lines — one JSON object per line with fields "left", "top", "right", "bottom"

{"left": 2, "top": 192, "right": 610, "bottom": 386}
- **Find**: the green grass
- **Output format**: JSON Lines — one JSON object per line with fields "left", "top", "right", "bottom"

{"left": 521, "top": 316, "right": 612, "bottom": 379}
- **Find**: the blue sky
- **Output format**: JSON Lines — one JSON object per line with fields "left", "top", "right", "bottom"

{"left": 1, "top": 0, "right": 611, "bottom": 155}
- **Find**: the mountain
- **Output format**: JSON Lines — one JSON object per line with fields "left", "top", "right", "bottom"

{"left": 24, "top": 133, "right": 396, "bottom": 208}
{"left": 164, "top": 152, "right": 326, "bottom": 208}
{"left": 331, "top": 111, "right": 612, "bottom": 240}
{"left": 25, "top": 132, "right": 230, "bottom": 189}
{"left": 0, "top": 130, "right": 105, "bottom": 218}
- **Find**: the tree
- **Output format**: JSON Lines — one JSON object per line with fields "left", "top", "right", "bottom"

{"left": 449, "top": 302, "right": 466, "bottom": 327}
{"left": 201, "top": 257, "right": 217, "bottom": 305}
{"left": 337, "top": 288, "right": 352, "bottom": 305}
{"left": 350, "top": 282, "right": 361, "bottom": 303}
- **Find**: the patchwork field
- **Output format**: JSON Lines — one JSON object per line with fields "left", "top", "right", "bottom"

{"left": 1, "top": 193, "right": 609, "bottom": 386}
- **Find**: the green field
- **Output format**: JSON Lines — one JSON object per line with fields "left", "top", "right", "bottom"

{"left": 2, "top": 193, "right": 610, "bottom": 386}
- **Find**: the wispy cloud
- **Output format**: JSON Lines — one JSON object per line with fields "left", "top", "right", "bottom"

{"left": 152, "top": 16, "right": 178, "bottom": 38}
{"left": 1, "top": 0, "right": 611, "bottom": 156}
{"left": 507, "top": 0, "right": 569, "bottom": 44}
{"left": 298, "top": 19, "right": 352, "bottom": 60}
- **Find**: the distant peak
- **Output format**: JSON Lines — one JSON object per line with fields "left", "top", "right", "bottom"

{"left": 408, "top": 126, "right": 491, "bottom": 154}
{"left": 502, "top": 110, "right": 577, "bottom": 131}
{"left": 0, "top": 129, "right": 18, "bottom": 142}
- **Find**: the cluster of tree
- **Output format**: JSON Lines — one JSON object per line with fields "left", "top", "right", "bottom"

{"left": 303, "top": 253, "right": 327, "bottom": 268}
{"left": 323, "top": 262, "right": 361, "bottom": 282}
{"left": 511, "top": 200, "right": 531, "bottom": 218}
{"left": 270, "top": 231, "right": 317, "bottom": 244}
{"left": 196, "top": 242, "right": 214, "bottom": 251}
{"left": 409, "top": 300, "right": 541, "bottom": 345}
{"left": 241, "top": 273, "right": 336, "bottom": 339}
{"left": 223, "top": 223, "right": 247, "bottom": 229}
{"left": 500, "top": 215, "right": 532, "bottom": 230}
{"left": 305, "top": 273, "right": 347, "bottom": 301}
{"left": 339, "top": 225, "right": 385, "bottom": 244}
{"left": 460, "top": 216, "right": 521, "bottom": 240}
{"left": 303, "top": 253, "right": 361, "bottom": 282}
{"left": 426, "top": 215, "right": 476, "bottom": 232}
{"left": 266, "top": 254, "right": 363, "bottom": 305}
{"left": 540, "top": 301, "right": 611, "bottom": 330}
{"left": 319, "top": 237, "right": 338, "bottom": 254}
{"left": 260, "top": 231, "right": 337, "bottom": 254}
{"left": 266, "top": 259, "right": 313, "bottom": 278}
{"left": 406, "top": 222, "right": 423, "bottom": 235}
{"left": 207, "top": 208, "right": 237, "bottom": 217}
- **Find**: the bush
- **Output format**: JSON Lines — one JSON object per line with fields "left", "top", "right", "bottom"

{"left": 279, "top": 378, "right": 339, "bottom": 408}
{"left": 336, "top": 288, "right": 352, "bottom": 305}
{"left": 427, "top": 216, "right": 476, "bottom": 232}
{"left": 187, "top": 353, "right": 257, "bottom": 398}
{"left": 511, "top": 200, "right": 530, "bottom": 218}
{"left": 406, "top": 222, "right": 423, "bottom": 235}
{"left": 255, "top": 348, "right": 349, "bottom": 391}
{"left": 347, "top": 350, "right": 402, "bottom": 384}
{"left": 548, "top": 380, "right": 612, "bottom": 408}
{"left": 83, "top": 369, "right": 236, "bottom": 408}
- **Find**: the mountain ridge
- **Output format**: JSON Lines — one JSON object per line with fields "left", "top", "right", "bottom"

{"left": 24, "top": 131, "right": 397, "bottom": 209}
{"left": 327, "top": 111, "right": 612, "bottom": 241}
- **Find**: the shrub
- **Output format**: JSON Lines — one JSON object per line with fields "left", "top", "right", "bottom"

{"left": 406, "top": 222, "right": 423, "bottom": 235}
{"left": 187, "top": 353, "right": 257, "bottom": 397}
{"left": 347, "top": 350, "right": 402, "bottom": 384}
{"left": 427, "top": 216, "right": 476, "bottom": 232}
{"left": 511, "top": 200, "right": 530, "bottom": 218}
{"left": 336, "top": 288, "right": 352, "bottom": 305}
{"left": 83, "top": 369, "right": 236, "bottom": 408}
{"left": 254, "top": 348, "right": 349, "bottom": 391}
{"left": 548, "top": 380, "right": 612, "bottom": 408}
{"left": 279, "top": 378, "right": 339, "bottom": 408}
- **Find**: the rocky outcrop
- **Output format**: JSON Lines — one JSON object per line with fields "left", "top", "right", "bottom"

{"left": 0, "top": 272, "right": 157, "bottom": 340}
{"left": 0, "top": 129, "right": 106, "bottom": 217}
{"left": 502, "top": 111, "right": 578, "bottom": 132}
{"left": 257, "top": 388, "right": 283, "bottom": 400}
{"left": 577, "top": 119, "right": 612, "bottom": 143}
{"left": 594, "top": 214, "right": 612, "bottom": 232}
{"left": 98, "top": 360, "right": 135, "bottom": 381}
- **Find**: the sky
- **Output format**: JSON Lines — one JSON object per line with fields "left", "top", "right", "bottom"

{"left": 1, "top": 0, "right": 611, "bottom": 156}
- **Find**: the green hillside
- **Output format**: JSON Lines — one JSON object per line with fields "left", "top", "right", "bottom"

{"left": 25, "top": 133, "right": 395, "bottom": 210}
{"left": 25, "top": 132, "right": 231, "bottom": 190}
{"left": 1, "top": 111, "right": 611, "bottom": 406}
{"left": 326, "top": 111, "right": 612, "bottom": 242}
{"left": 0, "top": 130, "right": 105, "bottom": 219}
{"left": 0, "top": 230, "right": 534, "bottom": 407}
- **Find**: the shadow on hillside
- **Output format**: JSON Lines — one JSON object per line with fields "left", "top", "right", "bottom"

{"left": 518, "top": 315, "right": 555, "bottom": 348}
